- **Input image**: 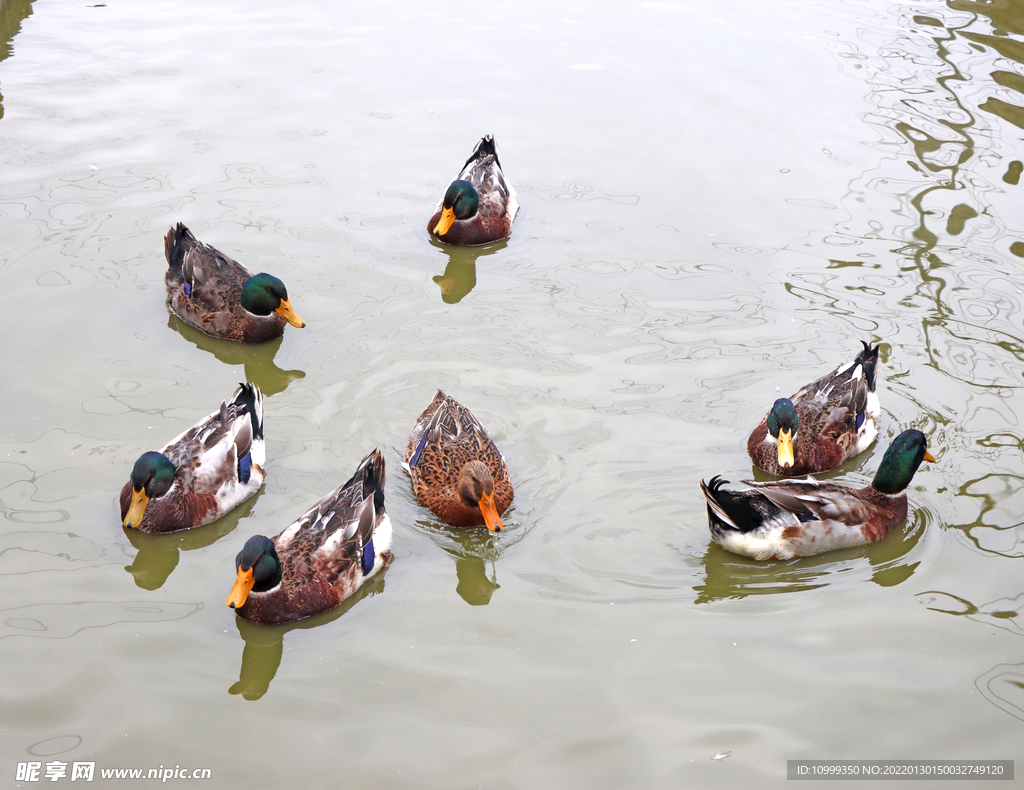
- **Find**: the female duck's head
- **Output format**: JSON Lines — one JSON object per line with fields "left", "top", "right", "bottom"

{"left": 457, "top": 459, "right": 503, "bottom": 532}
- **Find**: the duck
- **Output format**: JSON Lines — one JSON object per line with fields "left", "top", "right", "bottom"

{"left": 748, "top": 342, "right": 881, "bottom": 476}
{"left": 701, "top": 428, "right": 935, "bottom": 560}
{"left": 226, "top": 449, "right": 392, "bottom": 625}
{"left": 120, "top": 383, "right": 265, "bottom": 533}
{"left": 428, "top": 136, "right": 519, "bottom": 246}
{"left": 164, "top": 222, "right": 306, "bottom": 343}
{"left": 405, "top": 389, "right": 513, "bottom": 531}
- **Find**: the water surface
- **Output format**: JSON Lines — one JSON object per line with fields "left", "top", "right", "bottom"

{"left": 1, "top": 0, "right": 1023, "bottom": 787}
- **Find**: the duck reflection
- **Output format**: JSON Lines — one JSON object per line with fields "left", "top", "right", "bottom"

{"left": 692, "top": 543, "right": 830, "bottom": 604}
{"left": 428, "top": 238, "right": 508, "bottom": 304}
{"left": 123, "top": 493, "right": 260, "bottom": 590}
{"left": 228, "top": 573, "right": 387, "bottom": 701}
{"left": 455, "top": 557, "right": 500, "bottom": 606}
{"left": 425, "top": 523, "right": 502, "bottom": 605}
{"left": 166, "top": 315, "right": 305, "bottom": 396}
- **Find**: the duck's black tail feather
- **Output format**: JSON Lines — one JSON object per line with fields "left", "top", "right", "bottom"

{"left": 231, "top": 382, "right": 264, "bottom": 441}
{"left": 465, "top": 136, "right": 499, "bottom": 170}
{"left": 164, "top": 222, "right": 196, "bottom": 272}
{"left": 855, "top": 341, "right": 881, "bottom": 391}
{"left": 350, "top": 448, "right": 386, "bottom": 515}
{"left": 700, "top": 476, "right": 768, "bottom": 534}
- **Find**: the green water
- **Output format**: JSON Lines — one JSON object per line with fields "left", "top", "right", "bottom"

{"left": 1, "top": 0, "right": 1023, "bottom": 787}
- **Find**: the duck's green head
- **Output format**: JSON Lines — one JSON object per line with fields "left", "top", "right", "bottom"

{"left": 433, "top": 180, "right": 480, "bottom": 236}
{"left": 766, "top": 398, "right": 799, "bottom": 469}
{"left": 872, "top": 429, "right": 935, "bottom": 494}
{"left": 124, "top": 451, "right": 175, "bottom": 529}
{"left": 226, "top": 535, "right": 281, "bottom": 609}
{"left": 241, "top": 273, "right": 306, "bottom": 328}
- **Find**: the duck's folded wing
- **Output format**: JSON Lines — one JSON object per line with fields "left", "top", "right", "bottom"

{"left": 746, "top": 480, "right": 872, "bottom": 525}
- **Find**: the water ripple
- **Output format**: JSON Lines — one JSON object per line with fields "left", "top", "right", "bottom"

{"left": 0, "top": 600, "right": 199, "bottom": 640}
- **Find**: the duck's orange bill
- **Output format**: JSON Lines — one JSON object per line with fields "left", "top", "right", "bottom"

{"left": 478, "top": 491, "right": 503, "bottom": 532}
{"left": 776, "top": 428, "right": 795, "bottom": 468}
{"left": 123, "top": 488, "right": 149, "bottom": 529}
{"left": 433, "top": 207, "right": 456, "bottom": 236}
{"left": 227, "top": 567, "right": 255, "bottom": 609}
{"left": 275, "top": 299, "right": 306, "bottom": 328}
{"left": 924, "top": 451, "right": 936, "bottom": 463}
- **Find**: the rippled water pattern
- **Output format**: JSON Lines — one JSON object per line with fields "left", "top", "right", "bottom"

{"left": 1, "top": 0, "right": 1023, "bottom": 787}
